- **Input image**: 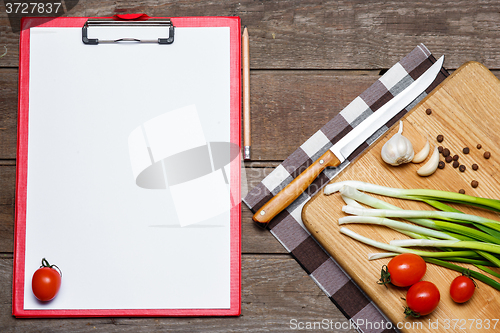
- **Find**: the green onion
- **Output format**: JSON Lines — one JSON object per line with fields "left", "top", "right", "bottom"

{"left": 339, "top": 227, "right": 478, "bottom": 258}
{"left": 328, "top": 180, "right": 500, "bottom": 279}
{"left": 475, "top": 265, "right": 500, "bottom": 279}
{"left": 343, "top": 192, "right": 500, "bottom": 268}
{"left": 340, "top": 186, "right": 500, "bottom": 245}
{"left": 423, "top": 199, "right": 500, "bottom": 240}
{"left": 368, "top": 252, "right": 493, "bottom": 266}
{"left": 340, "top": 227, "right": 500, "bottom": 291}
{"left": 424, "top": 258, "right": 500, "bottom": 291}
{"left": 339, "top": 216, "right": 456, "bottom": 240}
{"left": 324, "top": 180, "right": 500, "bottom": 212}
{"left": 342, "top": 205, "right": 500, "bottom": 230}
{"left": 391, "top": 238, "right": 500, "bottom": 255}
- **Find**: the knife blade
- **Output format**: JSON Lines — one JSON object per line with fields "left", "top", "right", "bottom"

{"left": 253, "top": 55, "right": 444, "bottom": 225}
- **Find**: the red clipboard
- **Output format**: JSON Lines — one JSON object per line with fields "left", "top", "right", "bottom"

{"left": 14, "top": 15, "right": 241, "bottom": 318}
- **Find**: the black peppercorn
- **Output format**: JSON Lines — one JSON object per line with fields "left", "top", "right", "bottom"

{"left": 438, "top": 161, "right": 445, "bottom": 169}
{"left": 442, "top": 148, "right": 450, "bottom": 157}
{"left": 453, "top": 161, "right": 459, "bottom": 168}
{"left": 437, "top": 135, "right": 444, "bottom": 143}
{"left": 459, "top": 165, "right": 466, "bottom": 172}
{"left": 463, "top": 147, "right": 470, "bottom": 154}
{"left": 453, "top": 155, "right": 459, "bottom": 161}
{"left": 472, "top": 164, "right": 479, "bottom": 171}
{"left": 471, "top": 180, "right": 479, "bottom": 188}
{"left": 459, "top": 189, "right": 465, "bottom": 194}
{"left": 484, "top": 151, "right": 491, "bottom": 159}
{"left": 426, "top": 108, "right": 432, "bottom": 115}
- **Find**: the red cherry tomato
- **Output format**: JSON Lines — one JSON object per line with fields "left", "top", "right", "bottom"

{"left": 32, "top": 258, "right": 62, "bottom": 302}
{"left": 379, "top": 253, "right": 426, "bottom": 287}
{"left": 450, "top": 273, "right": 476, "bottom": 303}
{"left": 405, "top": 281, "right": 440, "bottom": 317}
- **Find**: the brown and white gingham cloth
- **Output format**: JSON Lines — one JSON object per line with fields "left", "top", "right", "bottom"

{"left": 244, "top": 44, "right": 449, "bottom": 333}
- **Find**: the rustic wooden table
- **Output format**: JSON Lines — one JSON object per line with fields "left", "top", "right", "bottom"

{"left": 1, "top": 1, "right": 500, "bottom": 332}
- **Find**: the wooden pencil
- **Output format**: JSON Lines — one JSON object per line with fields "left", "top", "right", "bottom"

{"left": 242, "top": 26, "right": 251, "bottom": 160}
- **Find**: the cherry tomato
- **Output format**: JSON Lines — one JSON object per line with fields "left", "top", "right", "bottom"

{"left": 379, "top": 253, "right": 426, "bottom": 287}
{"left": 32, "top": 258, "right": 62, "bottom": 302}
{"left": 450, "top": 273, "right": 476, "bottom": 303}
{"left": 405, "top": 281, "right": 440, "bottom": 317}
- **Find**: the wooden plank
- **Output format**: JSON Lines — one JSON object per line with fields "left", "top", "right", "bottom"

{"left": 0, "top": 164, "right": 287, "bottom": 254}
{"left": 3, "top": 65, "right": 500, "bottom": 161}
{"left": 0, "top": 68, "right": 17, "bottom": 159}
{"left": 248, "top": 70, "right": 377, "bottom": 160}
{"left": 0, "top": 165, "right": 15, "bottom": 206}
{"left": 0, "top": 256, "right": 356, "bottom": 332}
{"left": 0, "top": 68, "right": 378, "bottom": 159}
{"left": 0, "top": 164, "right": 16, "bottom": 254}
{"left": 2, "top": 1, "right": 500, "bottom": 69}
{"left": 0, "top": 205, "right": 14, "bottom": 253}
{"left": 302, "top": 62, "right": 500, "bottom": 332}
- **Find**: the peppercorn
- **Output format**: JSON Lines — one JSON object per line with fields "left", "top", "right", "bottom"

{"left": 445, "top": 156, "right": 453, "bottom": 163}
{"left": 472, "top": 164, "right": 479, "bottom": 171}
{"left": 453, "top": 161, "right": 459, "bottom": 168}
{"left": 459, "top": 189, "right": 465, "bottom": 194}
{"left": 438, "top": 161, "right": 445, "bottom": 169}
{"left": 477, "top": 144, "right": 482, "bottom": 149}
{"left": 453, "top": 155, "right": 459, "bottom": 161}
{"left": 438, "top": 146, "right": 443, "bottom": 153}
{"left": 484, "top": 151, "right": 491, "bottom": 159}
{"left": 442, "top": 148, "right": 450, "bottom": 157}
{"left": 471, "top": 180, "right": 479, "bottom": 188}
{"left": 459, "top": 165, "right": 466, "bottom": 172}
{"left": 426, "top": 108, "right": 432, "bottom": 115}
{"left": 437, "top": 135, "right": 444, "bottom": 143}
{"left": 463, "top": 147, "right": 470, "bottom": 154}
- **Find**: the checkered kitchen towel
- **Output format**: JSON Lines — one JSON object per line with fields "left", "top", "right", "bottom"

{"left": 243, "top": 44, "right": 449, "bottom": 333}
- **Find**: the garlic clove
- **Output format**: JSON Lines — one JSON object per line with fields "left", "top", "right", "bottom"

{"left": 381, "top": 121, "right": 414, "bottom": 166}
{"left": 417, "top": 146, "right": 440, "bottom": 176}
{"left": 412, "top": 140, "right": 430, "bottom": 163}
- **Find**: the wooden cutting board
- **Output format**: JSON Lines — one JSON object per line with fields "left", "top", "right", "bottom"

{"left": 302, "top": 61, "right": 500, "bottom": 333}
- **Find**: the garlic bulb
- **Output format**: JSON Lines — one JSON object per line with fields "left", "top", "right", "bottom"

{"left": 381, "top": 121, "right": 414, "bottom": 166}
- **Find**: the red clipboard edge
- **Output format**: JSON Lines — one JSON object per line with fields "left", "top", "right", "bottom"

{"left": 13, "top": 16, "right": 241, "bottom": 318}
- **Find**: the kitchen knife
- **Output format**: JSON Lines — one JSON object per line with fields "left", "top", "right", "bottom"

{"left": 253, "top": 55, "right": 444, "bottom": 225}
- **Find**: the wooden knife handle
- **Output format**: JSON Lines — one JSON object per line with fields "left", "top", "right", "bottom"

{"left": 253, "top": 150, "right": 341, "bottom": 226}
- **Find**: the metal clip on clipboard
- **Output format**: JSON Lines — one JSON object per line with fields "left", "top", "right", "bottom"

{"left": 82, "top": 18, "right": 175, "bottom": 45}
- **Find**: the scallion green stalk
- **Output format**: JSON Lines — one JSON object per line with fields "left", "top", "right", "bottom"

{"left": 390, "top": 239, "right": 500, "bottom": 255}
{"left": 424, "top": 258, "right": 500, "bottom": 291}
{"left": 341, "top": 228, "right": 500, "bottom": 291}
{"left": 339, "top": 215, "right": 456, "bottom": 240}
{"left": 333, "top": 182, "right": 500, "bottom": 271}
{"left": 339, "top": 227, "right": 478, "bottom": 258}
{"left": 368, "top": 252, "right": 493, "bottom": 266}
{"left": 474, "top": 265, "right": 500, "bottom": 279}
{"left": 342, "top": 205, "right": 500, "bottom": 230}
{"left": 325, "top": 180, "right": 500, "bottom": 212}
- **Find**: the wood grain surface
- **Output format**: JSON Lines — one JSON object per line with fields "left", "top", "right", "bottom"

{"left": 2, "top": 0, "right": 500, "bottom": 331}
{"left": 302, "top": 62, "right": 500, "bottom": 333}
{"left": 0, "top": 256, "right": 355, "bottom": 333}
{"left": 2, "top": 1, "right": 500, "bottom": 69}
